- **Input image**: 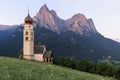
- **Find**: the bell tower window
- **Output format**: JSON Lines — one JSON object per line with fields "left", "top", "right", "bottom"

{"left": 26, "top": 37, "right": 28, "bottom": 41}
{"left": 26, "top": 31, "right": 28, "bottom": 35}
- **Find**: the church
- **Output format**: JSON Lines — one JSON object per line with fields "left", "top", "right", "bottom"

{"left": 23, "top": 12, "right": 53, "bottom": 63}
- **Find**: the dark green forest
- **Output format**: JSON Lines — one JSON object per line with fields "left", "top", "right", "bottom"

{"left": 53, "top": 57, "right": 120, "bottom": 80}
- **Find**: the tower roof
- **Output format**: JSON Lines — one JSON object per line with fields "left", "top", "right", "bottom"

{"left": 24, "top": 14, "right": 33, "bottom": 24}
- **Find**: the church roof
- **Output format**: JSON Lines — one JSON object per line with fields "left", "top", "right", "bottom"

{"left": 24, "top": 14, "right": 33, "bottom": 24}
{"left": 34, "top": 44, "right": 53, "bottom": 58}
{"left": 43, "top": 51, "right": 52, "bottom": 58}
{"left": 34, "top": 45, "right": 46, "bottom": 54}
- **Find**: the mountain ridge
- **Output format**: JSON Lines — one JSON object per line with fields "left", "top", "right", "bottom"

{"left": 0, "top": 4, "right": 120, "bottom": 61}
{"left": 0, "top": 24, "right": 15, "bottom": 30}
{"left": 33, "top": 4, "right": 98, "bottom": 35}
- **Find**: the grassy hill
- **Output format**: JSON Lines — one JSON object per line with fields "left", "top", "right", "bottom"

{"left": 0, "top": 57, "right": 115, "bottom": 80}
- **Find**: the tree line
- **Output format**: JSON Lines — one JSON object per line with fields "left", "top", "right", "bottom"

{"left": 53, "top": 57, "right": 120, "bottom": 80}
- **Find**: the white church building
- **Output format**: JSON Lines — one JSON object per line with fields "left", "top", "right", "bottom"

{"left": 23, "top": 12, "right": 53, "bottom": 63}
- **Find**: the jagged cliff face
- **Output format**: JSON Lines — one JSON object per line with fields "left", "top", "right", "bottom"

{"left": 33, "top": 4, "right": 98, "bottom": 35}
{"left": 66, "top": 14, "right": 97, "bottom": 34}
{"left": 33, "top": 4, "right": 65, "bottom": 33}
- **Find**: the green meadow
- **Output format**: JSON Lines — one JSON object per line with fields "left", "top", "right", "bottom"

{"left": 0, "top": 57, "right": 115, "bottom": 80}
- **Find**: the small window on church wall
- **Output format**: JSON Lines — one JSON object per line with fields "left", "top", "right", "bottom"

{"left": 26, "top": 31, "right": 28, "bottom": 35}
{"left": 26, "top": 37, "right": 28, "bottom": 41}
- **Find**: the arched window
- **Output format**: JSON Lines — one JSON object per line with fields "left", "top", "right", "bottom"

{"left": 26, "top": 37, "right": 28, "bottom": 41}
{"left": 26, "top": 31, "right": 28, "bottom": 35}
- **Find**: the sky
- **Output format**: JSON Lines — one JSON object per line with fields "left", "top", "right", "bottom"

{"left": 0, "top": 0, "right": 120, "bottom": 40}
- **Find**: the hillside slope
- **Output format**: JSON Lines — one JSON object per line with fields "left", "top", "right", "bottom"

{"left": 0, "top": 57, "right": 115, "bottom": 80}
{"left": 1, "top": 26, "right": 120, "bottom": 61}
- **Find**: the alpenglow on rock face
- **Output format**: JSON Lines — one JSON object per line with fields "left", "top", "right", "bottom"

{"left": 33, "top": 4, "right": 98, "bottom": 35}
{"left": 33, "top": 4, "right": 65, "bottom": 33}
{"left": 66, "top": 14, "right": 97, "bottom": 34}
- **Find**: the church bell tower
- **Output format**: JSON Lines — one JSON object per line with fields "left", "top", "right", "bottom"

{"left": 23, "top": 11, "right": 34, "bottom": 60}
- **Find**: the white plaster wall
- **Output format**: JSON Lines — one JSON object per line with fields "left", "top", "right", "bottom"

{"left": 23, "top": 55, "right": 34, "bottom": 60}
{"left": 34, "top": 54, "right": 43, "bottom": 61}
{"left": 24, "top": 24, "right": 33, "bottom": 30}
{"left": 23, "top": 24, "right": 34, "bottom": 60}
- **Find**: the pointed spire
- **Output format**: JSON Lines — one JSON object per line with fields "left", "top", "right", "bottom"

{"left": 28, "top": 9, "right": 29, "bottom": 15}
{"left": 28, "top": 5, "right": 30, "bottom": 15}
{"left": 24, "top": 5, "right": 33, "bottom": 24}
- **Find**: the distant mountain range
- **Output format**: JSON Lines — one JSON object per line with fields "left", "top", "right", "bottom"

{"left": 33, "top": 4, "right": 98, "bottom": 35}
{"left": 114, "top": 38, "right": 120, "bottom": 42}
{"left": 0, "top": 25, "right": 14, "bottom": 30}
{"left": 0, "top": 4, "right": 120, "bottom": 61}
{"left": 0, "top": 25, "right": 18, "bottom": 41}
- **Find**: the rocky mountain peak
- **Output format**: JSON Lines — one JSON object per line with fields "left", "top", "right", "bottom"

{"left": 39, "top": 4, "right": 49, "bottom": 13}
{"left": 33, "top": 4, "right": 98, "bottom": 35}
{"left": 33, "top": 4, "right": 63, "bottom": 33}
{"left": 50, "top": 10, "right": 57, "bottom": 16}
{"left": 66, "top": 13, "right": 97, "bottom": 35}
{"left": 70, "top": 13, "right": 87, "bottom": 23}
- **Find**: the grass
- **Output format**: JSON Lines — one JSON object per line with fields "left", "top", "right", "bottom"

{"left": 0, "top": 57, "right": 115, "bottom": 80}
